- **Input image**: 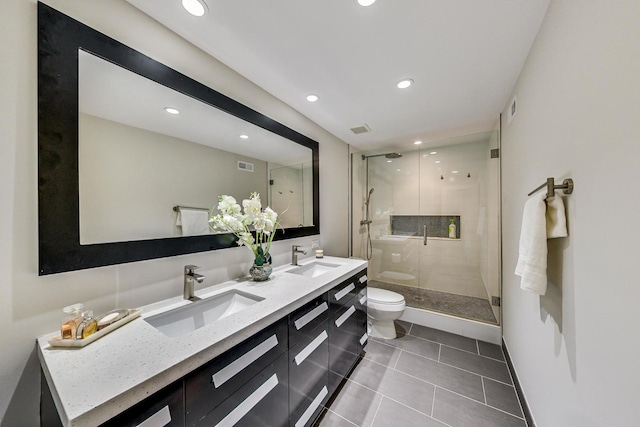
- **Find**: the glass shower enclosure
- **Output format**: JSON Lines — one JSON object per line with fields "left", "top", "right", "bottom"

{"left": 351, "top": 131, "right": 501, "bottom": 325}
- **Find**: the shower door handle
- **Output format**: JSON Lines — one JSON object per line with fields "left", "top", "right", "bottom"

{"left": 423, "top": 226, "right": 427, "bottom": 245}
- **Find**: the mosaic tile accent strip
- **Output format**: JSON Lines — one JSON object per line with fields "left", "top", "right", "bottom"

{"left": 390, "top": 215, "right": 460, "bottom": 239}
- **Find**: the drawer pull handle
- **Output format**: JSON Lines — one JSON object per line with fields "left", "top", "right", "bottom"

{"left": 294, "top": 330, "right": 328, "bottom": 366}
{"left": 334, "top": 283, "right": 355, "bottom": 302}
{"left": 359, "top": 295, "right": 367, "bottom": 306}
{"left": 215, "top": 373, "right": 279, "bottom": 427}
{"left": 335, "top": 306, "right": 356, "bottom": 328}
{"left": 295, "top": 385, "right": 328, "bottom": 427}
{"left": 212, "top": 334, "right": 279, "bottom": 388}
{"left": 294, "top": 302, "right": 328, "bottom": 331}
{"left": 136, "top": 405, "right": 171, "bottom": 427}
{"left": 360, "top": 333, "right": 368, "bottom": 346}
{"left": 359, "top": 275, "right": 368, "bottom": 283}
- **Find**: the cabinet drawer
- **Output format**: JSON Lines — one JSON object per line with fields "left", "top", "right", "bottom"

{"left": 328, "top": 279, "right": 357, "bottom": 310}
{"left": 195, "top": 354, "right": 289, "bottom": 427}
{"left": 185, "top": 319, "right": 287, "bottom": 425}
{"left": 328, "top": 299, "right": 359, "bottom": 389}
{"left": 354, "top": 269, "right": 368, "bottom": 293}
{"left": 100, "top": 380, "right": 184, "bottom": 427}
{"left": 289, "top": 326, "right": 329, "bottom": 415}
{"left": 356, "top": 286, "right": 368, "bottom": 350}
{"left": 290, "top": 376, "right": 329, "bottom": 427}
{"left": 288, "top": 294, "right": 329, "bottom": 347}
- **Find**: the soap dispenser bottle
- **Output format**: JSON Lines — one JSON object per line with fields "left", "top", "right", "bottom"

{"left": 60, "top": 303, "right": 84, "bottom": 340}
{"left": 76, "top": 310, "right": 98, "bottom": 339}
{"left": 448, "top": 219, "right": 457, "bottom": 239}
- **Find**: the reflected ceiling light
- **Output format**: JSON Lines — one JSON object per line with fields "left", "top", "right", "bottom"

{"left": 396, "top": 169, "right": 401, "bottom": 172}
{"left": 452, "top": 170, "right": 459, "bottom": 174}
{"left": 358, "top": 0, "right": 376, "bottom": 6}
{"left": 397, "top": 79, "right": 414, "bottom": 89}
{"left": 435, "top": 160, "right": 441, "bottom": 164}
{"left": 164, "top": 107, "right": 180, "bottom": 115}
{"left": 386, "top": 160, "right": 392, "bottom": 163}
{"left": 430, "top": 151, "right": 437, "bottom": 155}
{"left": 182, "top": 0, "right": 207, "bottom": 17}
{"left": 240, "top": 134, "right": 249, "bottom": 139}
{"left": 414, "top": 140, "right": 422, "bottom": 145}
{"left": 306, "top": 94, "right": 319, "bottom": 102}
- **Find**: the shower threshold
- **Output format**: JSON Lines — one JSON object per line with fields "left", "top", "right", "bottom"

{"left": 369, "top": 280, "right": 498, "bottom": 325}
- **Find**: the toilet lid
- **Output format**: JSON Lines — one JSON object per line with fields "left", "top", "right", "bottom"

{"left": 367, "top": 288, "right": 405, "bottom": 304}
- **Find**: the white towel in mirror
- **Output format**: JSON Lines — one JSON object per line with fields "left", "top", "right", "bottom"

{"left": 176, "top": 207, "right": 210, "bottom": 236}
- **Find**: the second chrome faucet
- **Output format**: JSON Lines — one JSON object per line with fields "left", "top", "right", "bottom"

{"left": 184, "top": 265, "right": 205, "bottom": 301}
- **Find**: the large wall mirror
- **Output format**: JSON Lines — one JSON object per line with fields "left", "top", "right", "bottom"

{"left": 38, "top": 2, "right": 319, "bottom": 275}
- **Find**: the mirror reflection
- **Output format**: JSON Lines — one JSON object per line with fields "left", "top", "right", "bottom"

{"left": 78, "top": 50, "right": 313, "bottom": 244}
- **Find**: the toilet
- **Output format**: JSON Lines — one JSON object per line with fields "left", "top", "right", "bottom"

{"left": 367, "top": 287, "right": 406, "bottom": 339}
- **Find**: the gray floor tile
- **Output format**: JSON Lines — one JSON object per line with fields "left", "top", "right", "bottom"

{"left": 478, "top": 340, "right": 505, "bottom": 361}
{"left": 362, "top": 340, "right": 402, "bottom": 367}
{"left": 483, "top": 378, "right": 523, "bottom": 418}
{"left": 409, "top": 324, "right": 478, "bottom": 353}
{"left": 439, "top": 345, "right": 512, "bottom": 384}
{"left": 371, "top": 397, "right": 447, "bottom": 427}
{"left": 349, "top": 358, "right": 435, "bottom": 415}
{"left": 326, "top": 380, "right": 383, "bottom": 427}
{"left": 433, "top": 387, "right": 526, "bottom": 427}
{"left": 395, "top": 351, "right": 485, "bottom": 402}
{"left": 373, "top": 332, "right": 440, "bottom": 361}
{"left": 317, "top": 408, "right": 358, "bottom": 427}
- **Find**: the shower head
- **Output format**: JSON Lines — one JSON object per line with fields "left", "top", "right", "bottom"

{"left": 368, "top": 188, "right": 375, "bottom": 196}
{"left": 362, "top": 152, "right": 403, "bottom": 160}
{"left": 365, "top": 187, "right": 374, "bottom": 207}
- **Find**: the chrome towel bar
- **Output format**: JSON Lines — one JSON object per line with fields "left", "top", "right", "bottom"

{"left": 528, "top": 177, "right": 574, "bottom": 199}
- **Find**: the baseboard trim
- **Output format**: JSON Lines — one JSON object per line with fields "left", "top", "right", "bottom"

{"left": 502, "top": 339, "right": 535, "bottom": 427}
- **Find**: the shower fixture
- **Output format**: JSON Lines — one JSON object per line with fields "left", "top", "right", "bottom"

{"left": 361, "top": 152, "right": 403, "bottom": 160}
{"left": 360, "top": 152, "right": 402, "bottom": 260}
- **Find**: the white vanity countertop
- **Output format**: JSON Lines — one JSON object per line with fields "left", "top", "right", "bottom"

{"left": 37, "top": 256, "right": 367, "bottom": 427}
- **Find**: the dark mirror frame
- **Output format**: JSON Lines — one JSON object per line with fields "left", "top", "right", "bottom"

{"left": 38, "top": 2, "right": 320, "bottom": 275}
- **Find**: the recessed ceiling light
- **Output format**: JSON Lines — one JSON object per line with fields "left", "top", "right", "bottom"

{"left": 435, "top": 160, "right": 441, "bottom": 164}
{"left": 430, "top": 151, "right": 437, "bottom": 155}
{"left": 240, "top": 134, "right": 249, "bottom": 139}
{"left": 358, "top": 0, "right": 376, "bottom": 6}
{"left": 386, "top": 160, "right": 392, "bottom": 163}
{"left": 452, "top": 170, "right": 459, "bottom": 174}
{"left": 396, "top": 169, "right": 401, "bottom": 172}
{"left": 182, "top": 0, "right": 206, "bottom": 17}
{"left": 414, "top": 140, "right": 422, "bottom": 145}
{"left": 397, "top": 79, "right": 414, "bottom": 89}
{"left": 164, "top": 107, "right": 180, "bottom": 115}
{"left": 306, "top": 94, "right": 319, "bottom": 102}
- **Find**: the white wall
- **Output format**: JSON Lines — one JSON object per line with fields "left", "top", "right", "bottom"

{"left": 0, "top": 0, "right": 349, "bottom": 424}
{"left": 501, "top": 1, "right": 640, "bottom": 425}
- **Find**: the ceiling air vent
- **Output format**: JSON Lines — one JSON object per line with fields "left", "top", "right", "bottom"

{"left": 350, "top": 124, "right": 371, "bottom": 135}
{"left": 237, "top": 161, "right": 254, "bottom": 172}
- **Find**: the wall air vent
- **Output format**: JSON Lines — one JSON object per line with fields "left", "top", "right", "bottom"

{"left": 237, "top": 161, "right": 254, "bottom": 172}
{"left": 350, "top": 124, "right": 371, "bottom": 135}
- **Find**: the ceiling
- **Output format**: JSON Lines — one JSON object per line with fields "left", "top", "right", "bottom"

{"left": 126, "top": 0, "right": 550, "bottom": 152}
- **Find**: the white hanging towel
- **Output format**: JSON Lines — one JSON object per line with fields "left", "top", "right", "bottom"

{"left": 176, "top": 207, "right": 210, "bottom": 236}
{"left": 515, "top": 191, "right": 568, "bottom": 295}
{"left": 546, "top": 194, "right": 568, "bottom": 238}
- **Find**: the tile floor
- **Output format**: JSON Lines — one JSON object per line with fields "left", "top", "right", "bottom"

{"left": 317, "top": 321, "right": 525, "bottom": 427}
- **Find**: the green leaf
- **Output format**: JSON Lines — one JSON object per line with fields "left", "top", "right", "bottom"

{"left": 255, "top": 254, "right": 264, "bottom": 266}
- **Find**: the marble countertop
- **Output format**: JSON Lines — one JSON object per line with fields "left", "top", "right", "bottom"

{"left": 37, "top": 256, "right": 367, "bottom": 427}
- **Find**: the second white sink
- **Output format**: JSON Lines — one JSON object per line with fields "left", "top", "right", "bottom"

{"left": 145, "top": 290, "right": 264, "bottom": 338}
{"left": 287, "top": 261, "right": 341, "bottom": 278}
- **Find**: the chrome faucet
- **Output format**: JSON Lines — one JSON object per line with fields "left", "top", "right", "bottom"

{"left": 184, "top": 265, "right": 205, "bottom": 301}
{"left": 291, "top": 245, "right": 308, "bottom": 266}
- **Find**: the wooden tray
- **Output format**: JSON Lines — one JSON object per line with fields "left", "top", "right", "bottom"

{"left": 48, "top": 309, "right": 141, "bottom": 348}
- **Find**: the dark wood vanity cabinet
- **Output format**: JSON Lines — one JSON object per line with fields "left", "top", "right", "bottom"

{"left": 41, "top": 269, "right": 368, "bottom": 427}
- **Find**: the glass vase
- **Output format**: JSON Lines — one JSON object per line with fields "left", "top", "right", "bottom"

{"left": 249, "top": 263, "right": 272, "bottom": 282}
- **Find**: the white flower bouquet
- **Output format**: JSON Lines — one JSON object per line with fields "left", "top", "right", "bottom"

{"left": 209, "top": 192, "right": 282, "bottom": 266}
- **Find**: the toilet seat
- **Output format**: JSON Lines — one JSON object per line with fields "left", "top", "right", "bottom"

{"left": 368, "top": 288, "right": 405, "bottom": 306}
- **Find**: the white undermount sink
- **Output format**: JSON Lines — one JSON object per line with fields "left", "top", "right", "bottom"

{"left": 145, "top": 290, "right": 264, "bottom": 338}
{"left": 287, "top": 261, "right": 341, "bottom": 278}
